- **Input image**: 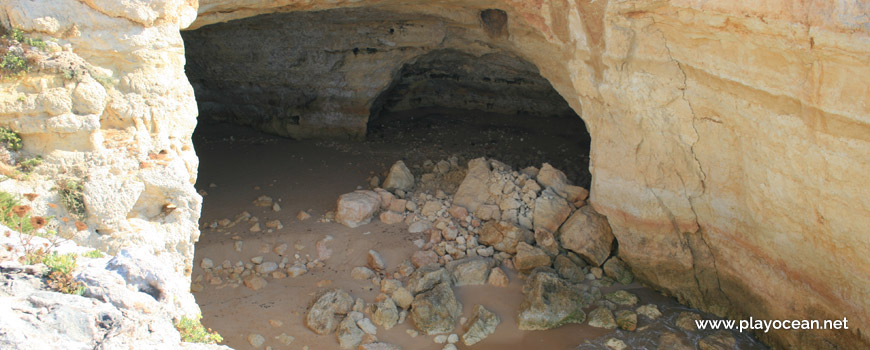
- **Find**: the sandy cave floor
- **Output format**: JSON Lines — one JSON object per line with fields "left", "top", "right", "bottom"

{"left": 190, "top": 110, "right": 767, "bottom": 350}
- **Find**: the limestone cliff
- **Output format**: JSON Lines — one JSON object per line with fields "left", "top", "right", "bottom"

{"left": 1, "top": 0, "right": 868, "bottom": 348}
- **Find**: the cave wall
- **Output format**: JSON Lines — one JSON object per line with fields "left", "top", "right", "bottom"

{"left": 1, "top": 0, "right": 868, "bottom": 348}
{"left": 182, "top": 8, "right": 575, "bottom": 139}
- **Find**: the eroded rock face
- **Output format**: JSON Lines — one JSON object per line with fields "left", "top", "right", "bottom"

{"left": 3, "top": 0, "right": 869, "bottom": 348}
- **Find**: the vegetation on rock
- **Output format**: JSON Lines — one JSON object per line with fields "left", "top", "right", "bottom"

{"left": 175, "top": 315, "right": 223, "bottom": 344}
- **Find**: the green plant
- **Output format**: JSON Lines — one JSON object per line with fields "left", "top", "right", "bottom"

{"left": 175, "top": 315, "right": 223, "bottom": 344}
{"left": 43, "top": 252, "right": 85, "bottom": 295}
{"left": 82, "top": 249, "right": 104, "bottom": 258}
{"left": 1, "top": 51, "right": 27, "bottom": 75}
{"left": 0, "top": 127, "right": 22, "bottom": 151}
{"left": 17, "top": 156, "right": 41, "bottom": 173}
{"left": 57, "top": 179, "right": 86, "bottom": 220}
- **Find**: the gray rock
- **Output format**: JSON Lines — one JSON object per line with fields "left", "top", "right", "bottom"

{"left": 305, "top": 289, "right": 353, "bottom": 335}
{"left": 478, "top": 221, "right": 534, "bottom": 254}
{"left": 462, "top": 305, "right": 500, "bottom": 346}
{"left": 410, "top": 283, "right": 462, "bottom": 335}
{"left": 446, "top": 257, "right": 494, "bottom": 286}
{"left": 407, "top": 265, "right": 452, "bottom": 295}
{"left": 603, "top": 257, "right": 633, "bottom": 285}
{"left": 516, "top": 272, "right": 593, "bottom": 330}
{"left": 604, "top": 290, "right": 638, "bottom": 306}
{"left": 373, "top": 297, "right": 399, "bottom": 330}
{"left": 553, "top": 255, "right": 584, "bottom": 282}
{"left": 368, "top": 250, "right": 386, "bottom": 271}
{"left": 587, "top": 307, "right": 616, "bottom": 329}
{"left": 636, "top": 304, "right": 662, "bottom": 320}
{"left": 383, "top": 161, "right": 414, "bottom": 192}
{"left": 559, "top": 206, "right": 614, "bottom": 266}
{"left": 336, "top": 316, "right": 364, "bottom": 349}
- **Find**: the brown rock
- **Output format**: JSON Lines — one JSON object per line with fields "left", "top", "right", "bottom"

{"left": 514, "top": 242, "right": 552, "bottom": 271}
{"left": 453, "top": 158, "right": 492, "bottom": 212}
{"left": 335, "top": 190, "right": 381, "bottom": 228}
{"left": 559, "top": 206, "right": 614, "bottom": 266}
{"left": 243, "top": 276, "right": 268, "bottom": 290}
{"left": 487, "top": 267, "right": 509, "bottom": 287}
{"left": 411, "top": 250, "right": 439, "bottom": 268}
{"left": 478, "top": 221, "right": 533, "bottom": 254}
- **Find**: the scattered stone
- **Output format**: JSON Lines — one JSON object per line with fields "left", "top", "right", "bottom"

{"left": 234, "top": 241, "right": 244, "bottom": 252}
{"left": 532, "top": 188, "right": 571, "bottom": 233}
{"left": 379, "top": 211, "right": 404, "bottom": 225}
{"left": 604, "top": 290, "right": 638, "bottom": 306}
{"left": 699, "top": 330, "right": 737, "bottom": 350}
{"left": 269, "top": 319, "right": 283, "bottom": 327}
{"left": 636, "top": 304, "right": 662, "bottom": 320}
{"left": 305, "top": 289, "right": 353, "bottom": 335}
{"left": 352, "top": 267, "right": 377, "bottom": 280}
{"left": 434, "top": 335, "right": 448, "bottom": 344}
{"left": 368, "top": 250, "right": 386, "bottom": 271}
{"left": 447, "top": 206, "right": 468, "bottom": 221}
{"left": 587, "top": 307, "right": 617, "bottom": 329}
{"left": 410, "top": 283, "right": 462, "bottom": 335}
{"left": 447, "top": 333, "right": 458, "bottom": 344}
{"left": 243, "top": 276, "right": 268, "bottom": 291}
{"left": 478, "top": 221, "right": 533, "bottom": 254}
{"left": 359, "top": 343, "right": 402, "bottom": 350}
{"left": 536, "top": 163, "right": 588, "bottom": 202}
{"left": 273, "top": 243, "right": 289, "bottom": 256}
{"left": 287, "top": 263, "right": 308, "bottom": 277}
{"left": 397, "top": 260, "right": 416, "bottom": 277}
{"left": 462, "top": 304, "right": 500, "bottom": 346}
{"left": 256, "top": 262, "right": 278, "bottom": 274}
{"left": 276, "top": 333, "right": 295, "bottom": 346}
{"left": 253, "top": 195, "right": 273, "bottom": 207}
{"left": 559, "top": 206, "right": 614, "bottom": 266}
{"left": 614, "top": 310, "right": 637, "bottom": 331}
{"left": 657, "top": 332, "right": 693, "bottom": 350}
{"left": 297, "top": 210, "right": 312, "bottom": 221}
{"left": 605, "top": 338, "right": 627, "bottom": 350}
{"left": 265, "top": 219, "right": 283, "bottom": 230}
{"left": 442, "top": 344, "right": 457, "bottom": 350}
{"left": 391, "top": 287, "right": 414, "bottom": 310}
{"left": 408, "top": 220, "right": 432, "bottom": 234}
{"left": 533, "top": 230, "right": 560, "bottom": 257}
{"left": 675, "top": 311, "right": 702, "bottom": 331}
{"left": 200, "top": 258, "right": 213, "bottom": 269}
{"left": 248, "top": 333, "right": 266, "bottom": 348}
{"left": 373, "top": 298, "right": 399, "bottom": 330}
{"left": 249, "top": 223, "right": 262, "bottom": 232}
{"left": 411, "top": 251, "right": 439, "bottom": 268}
{"left": 406, "top": 329, "right": 419, "bottom": 338}
{"left": 514, "top": 242, "right": 552, "bottom": 272}
{"left": 272, "top": 203, "right": 281, "bottom": 212}
{"left": 316, "top": 235, "right": 334, "bottom": 261}
{"left": 446, "top": 257, "right": 493, "bottom": 286}
{"left": 553, "top": 255, "right": 583, "bottom": 282}
{"left": 337, "top": 316, "right": 364, "bottom": 349}
{"left": 603, "top": 257, "right": 634, "bottom": 285}
{"left": 407, "top": 265, "right": 452, "bottom": 295}
{"left": 487, "top": 267, "right": 509, "bottom": 287}
{"left": 517, "top": 272, "right": 593, "bottom": 330}
{"left": 383, "top": 161, "right": 415, "bottom": 191}
{"left": 335, "top": 190, "right": 381, "bottom": 228}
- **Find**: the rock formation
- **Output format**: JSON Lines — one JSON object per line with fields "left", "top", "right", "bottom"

{"left": 1, "top": 0, "right": 868, "bottom": 348}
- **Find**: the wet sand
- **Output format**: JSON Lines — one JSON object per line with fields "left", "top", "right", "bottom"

{"left": 192, "top": 114, "right": 766, "bottom": 350}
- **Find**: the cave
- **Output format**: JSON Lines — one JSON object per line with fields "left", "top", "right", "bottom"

{"left": 180, "top": 7, "right": 764, "bottom": 350}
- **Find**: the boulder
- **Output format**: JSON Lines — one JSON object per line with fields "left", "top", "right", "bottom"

{"left": 372, "top": 297, "right": 399, "bottom": 330}
{"left": 514, "top": 242, "right": 552, "bottom": 272}
{"left": 614, "top": 310, "right": 637, "bottom": 331}
{"left": 407, "top": 265, "right": 452, "bottom": 295}
{"left": 453, "top": 158, "right": 492, "bottom": 212}
{"left": 536, "top": 163, "right": 588, "bottom": 202}
{"left": 516, "top": 272, "right": 594, "bottom": 330}
{"left": 411, "top": 251, "right": 439, "bottom": 268}
{"left": 604, "top": 290, "right": 638, "bottom": 306}
{"left": 559, "top": 206, "right": 614, "bottom": 266}
{"left": 487, "top": 267, "right": 509, "bottom": 287}
{"left": 305, "top": 289, "right": 353, "bottom": 335}
{"left": 461, "top": 305, "right": 500, "bottom": 346}
{"left": 532, "top": 188, "right": 571, "bottom": 233}
{"left": 383, "top": 160, "right": 414, "bottom": 191}
{"left": 410, "top": 283, "right": 462, "bottom": 335}
{"left": 478, "top": 221, "right": 533, "bottom": 254}
{"left": 446, "top": 257, "right": 494, "bottom": 286}
{"left": 603, "top": 257, "right": 634, "bottom": 285}
{"left": 335, "top": 191, "right": 381, "bottom": 228}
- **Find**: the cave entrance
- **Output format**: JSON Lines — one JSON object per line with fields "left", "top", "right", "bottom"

{"left": 367, "top": 49, "right": 591, "bottom": 187}
{"left": 182, "top": 7, "right": 600, "bottom": 350}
